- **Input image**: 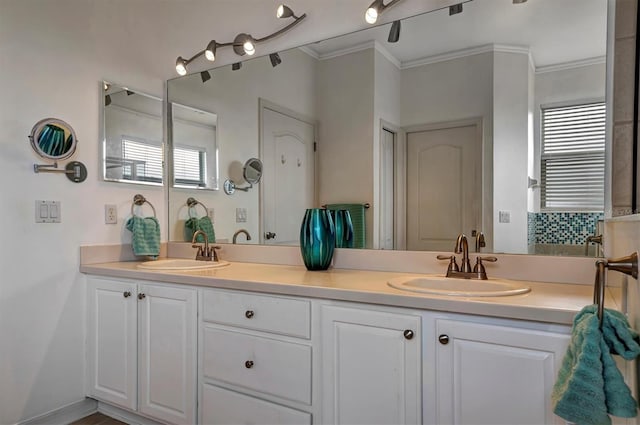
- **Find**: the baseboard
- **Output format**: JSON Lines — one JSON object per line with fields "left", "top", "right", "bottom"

{"left": 18, "top": 398, "right": 98, "bottom": 425}
{"left": 97, "top": 402, "right": 164, "bottom": 425}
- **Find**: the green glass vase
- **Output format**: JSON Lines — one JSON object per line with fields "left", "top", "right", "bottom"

{"left": 330, "top": 209, "right": 354, "bottom": 248}
{"left": 300, "top": 208, "right": 335, "bottom": 270}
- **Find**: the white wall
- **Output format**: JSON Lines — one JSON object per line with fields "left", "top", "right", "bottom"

{"left": 0, "top": 0, "right": 458, "bottom": 422}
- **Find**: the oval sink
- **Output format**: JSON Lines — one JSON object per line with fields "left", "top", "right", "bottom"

{"left": 137, "top": 258, "right": 230, "bottom": 271}
{"left": 387, "top": 275, "right": 531, "bottom": 297}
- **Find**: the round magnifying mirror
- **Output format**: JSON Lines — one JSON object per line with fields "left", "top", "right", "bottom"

{"left": 29, "top": 118, "right": 78, "bottom": 160}
{"left": 243, "top": 158, "right": 263, "bottom": 184}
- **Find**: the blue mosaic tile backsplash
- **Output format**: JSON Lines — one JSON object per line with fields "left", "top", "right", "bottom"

{"left": 527, "top": 212, "right": 603, "bottom": 245}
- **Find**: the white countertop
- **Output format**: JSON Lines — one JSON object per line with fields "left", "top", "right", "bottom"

{"left": 80, "top": 260, "right": 617, "bottom": 325}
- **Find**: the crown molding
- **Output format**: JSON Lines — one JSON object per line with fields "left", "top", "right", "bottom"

{"left": 535, "top": 56, "right": 606, "bottom": 74}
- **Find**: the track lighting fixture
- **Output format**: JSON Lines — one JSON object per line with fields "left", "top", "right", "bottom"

{"left": 449, "top": 3, "right": 463, "bottom": 15}
{"left": 232, "top": 62, "right": 242, "bottom": 71}
{"left": 126, "top": 90, "right": 134, "bottom": 96}
{"left": 105, "top": 95, "right": 112, "bottom": 106}
{"left": 365, "top": 0, "right": 403, "bottom": 24}
{"left": 513, "top": 0, "right": 527, "bottom": 3}
{"left": 200, "top": 71, "right": 211, "bottom": 83}
{"left": 174, "top": 4, "right": 306, "bottom": 75}
{"left": 103, "top": 82, "right": 110, "bottom": 91}
{"left": 269, "top": 53, "right": 282, "bottom": 67}
{"left": 388, "top": 20, "right": 401, "bottom": 43}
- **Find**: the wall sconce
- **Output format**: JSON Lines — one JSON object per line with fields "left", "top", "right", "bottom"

{"left": 175, "top": 4, "right": 306, "bottom": 76}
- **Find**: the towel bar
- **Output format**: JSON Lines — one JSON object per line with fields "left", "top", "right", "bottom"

{"left": 593, "top": 252, "right": 638, "bottom": 328}
{"left": 131, "top": 194, "right": 157, "bottom": 218}
{"left": 322, "top": 203, "right": 370, "bottom": 209}
{"left": 186, "top": 197, "right": 210, "bottom": 217}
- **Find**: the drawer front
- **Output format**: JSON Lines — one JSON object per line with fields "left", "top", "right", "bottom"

{"left": 203, "top": 327, "right": 312, "bottom": 404}
{"left": 202, "top": 384, "right": 311, "bottom": 425}
{"left": 202, "top": 289, "right": 311, "bottom": 338}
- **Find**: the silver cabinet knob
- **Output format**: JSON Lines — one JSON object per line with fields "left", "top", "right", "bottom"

{"left": 245, "top": 360, "right": 254, "bottom": 369}
{"left": 245, "top": 310, "right": 254, "bottom": 319}
{"left": 438, "top": 334, "right": 450, "bottom": 345}
{"left": 403, "top": 329, "right": 414, "bottom": 340}
{"left": 123, "top": 291, "right": 131, "bottom": 298}
{"left": 138, "top": 293, "right": 146, "bottom": 300}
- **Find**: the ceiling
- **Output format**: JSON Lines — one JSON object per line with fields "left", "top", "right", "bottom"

{"left": 308, "top": 0, "right": 607, "bottom": 69}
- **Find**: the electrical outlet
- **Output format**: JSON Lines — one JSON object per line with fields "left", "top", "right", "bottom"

{"left": 208, "top": 208, "right": 215, "bottom": 223}
{"left": 499, "top": 211, "right": 511, "bottom": 223}
{"left": 105, "top": 204, "right": 117, "bottom": 224}
{"left": 236, "top": 208, "right": 247, "bottom": 223}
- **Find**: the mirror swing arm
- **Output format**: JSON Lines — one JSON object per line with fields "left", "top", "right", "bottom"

{"left": 224, "top": 158, "right": 263, "bottom": 195}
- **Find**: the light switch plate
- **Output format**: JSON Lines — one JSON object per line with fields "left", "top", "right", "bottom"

{"left": 35, "top": 200, "right": 61, "bottom": 223}
{"left": 499, "top": 210, "right": 511, "bottom": 223}
{"left": 236, "top": 208, "right": 247, "bottom": 223}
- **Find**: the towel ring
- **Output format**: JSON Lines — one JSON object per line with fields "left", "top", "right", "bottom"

{"left": 131, "top": 194, "right": 157, "bottom": 218}
{"left": 186, "top": 197, "right": 209, "bottom": 218}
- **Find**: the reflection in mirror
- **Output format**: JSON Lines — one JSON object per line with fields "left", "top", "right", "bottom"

{"left": 244, "top": 158, "right": 263, "bottom": 184}
{"left": 171, "top": 103, "right": 219, "bottom": 190}
{"left": 29, "top": 118, "right": 77, "bottom": 160}
{"left": 102, "top": 82, "right": 163, "bottom": 185}
{"left": 167, "top": 0, "right": 607, "bottom": 256}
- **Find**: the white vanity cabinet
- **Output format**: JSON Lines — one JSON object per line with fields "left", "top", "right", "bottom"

{"left": 429, "top": 317, "right": 571, "bottom": 425}
{"left": 320, "top": 304, "right": 422, "bottom": 425}
{"left": 86, "top": 277, "right": 197, "bottom": 425}
{"left": 199, "top": 288, "right": 314, "bottom": 424}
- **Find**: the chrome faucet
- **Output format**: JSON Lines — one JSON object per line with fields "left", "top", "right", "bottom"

{"left": 585, "top": 234, "right": 603, "bottom": 257}
{"left": 475, "top": 232, "right": 486, "bottom": 253}
{"left": 437, "top": 233, "right": 497, "bottom": 280}
{"left": 191, "top": 230, "right": 220, "bottom": 261}
{"left": 455, "top": 234, "right": 472, "bottom": 273}
{"left": 233, "top": 229, "right": 252, "bottom": 244}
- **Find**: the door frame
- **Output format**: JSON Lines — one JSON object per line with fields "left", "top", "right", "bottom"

{"left": 400, "top": 117, "right": 486, "bottom": 251}
{"left": 258, "top": 98, "right": 318, "bottom": 244}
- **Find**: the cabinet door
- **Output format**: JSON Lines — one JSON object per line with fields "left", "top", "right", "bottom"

{"left": 321, "top": 305, "right": 421, "bottom": 425}
{"left": 435, "top": 319, "right": 569, "bottom": 425}
{"left": 138, "top": 284, "right": 197, "bottom": 425}
{"left": 86, "top": 278, "right": 137, "bottom": 410}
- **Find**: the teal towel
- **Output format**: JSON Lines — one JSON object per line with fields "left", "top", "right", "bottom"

{"left": 126, "top": 216, "right": 161, "bottom": 258}
{"left": 184, "top": 216, "right": 216, "bottom": 243}
{"left": 552, "top": 305, "right": 640, "bottom": 425}
{"left": 325, "top": 203, "right": 366, "bottom": 248}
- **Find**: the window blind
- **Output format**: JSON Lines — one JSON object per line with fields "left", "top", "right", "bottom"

{"left": 121, "top": 138, "right": 163, "bottom": 182}
{"left": 541, "top": 102, "right": 605, "bottom": 210}
{"left": 174, "top": 146, "right": 206, "bottom": 186}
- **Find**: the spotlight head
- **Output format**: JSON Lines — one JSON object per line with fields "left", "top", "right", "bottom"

{"left": 176, "top": 56, "right": 188, "bottom": 76}
{"left": 388, "top": 20, "right": 401, "bottom": 43}
{"left": 269, "top": 53, "right": 282, "bottom": 67}
{"left": 205, "top": 40, "right": 217, "bottom": 61}
{"left": 513, "top": 0, "right": 527, "bottom": 3}
{"left": 105, "top": 94, "right": 112, "bottom": 106}
{"left": 365, "top": 0, "right": 384, "bottom": 24}
{"left": 449, "top": 3, "right": 463, "bottom": 15}
{"left": 200, "top": 70, "right": 211, "bottom": 83}
{"left": 232, "top": 62, "right": 242, "bottom": 71}
{"left": 233, "top": 33, "right": 256, "bottom": 56}
{"left": 277, "top": 4, "right": 294, "bottom": 18}
{"left": 103, "top": 82, "right": 110, "bottom": 91}
{"left": 126, "top": 90, "right": 134, "bottom": 96}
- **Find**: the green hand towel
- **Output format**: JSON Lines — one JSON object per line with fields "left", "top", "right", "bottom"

{"left": 552, "top": 305, "right": 639, "bottom": 425}
{"left": 126, "top": 216, "right": 161, "bottom": 258}
{"left": 325, "top": 203, "right": 366, "bottom": 248}
{"left": 184, "top": 216, "right": 216, "bottom": 243}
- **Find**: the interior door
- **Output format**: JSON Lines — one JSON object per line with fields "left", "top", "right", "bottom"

{"left": 406, "top": 122, "right": 481, "bottom": 251}
{"left": 261, "top": 103, "right": 315, "bottom": 245}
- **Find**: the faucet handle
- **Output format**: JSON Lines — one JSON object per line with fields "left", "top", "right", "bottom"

{"left": 477, "top": 256, "right": 497, "bottom": 263}
{"left": 211, "top": 246, "right": 222, "bottom": 262}
{"left": 437, "top": 254, "right": 460, "bottom": 276}
{"left": 473, "top": 256, "right": 497, "bottom": 280}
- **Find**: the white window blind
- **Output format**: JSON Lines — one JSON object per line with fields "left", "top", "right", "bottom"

{"left": 174, "top": 146, "right": 206, "bottom": 186}
{"left": 121, "top": 138, "right": 163, "bottom": 182}
{"left": 541, "top": 102, "right": 605, "bottom": 211}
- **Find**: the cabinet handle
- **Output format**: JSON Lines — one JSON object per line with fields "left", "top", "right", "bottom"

{"left": 138, "top": 293, "right": 146, "bottom": 300}
{"left": 123, "top": 291, "right": 131, "bottom": 298}
{"left": 438, "top": 334, "right": 450, "bottom": 345}
{"left": 245, "top": 360, "right": 254, "bottom": 369}
{"left": 403, "top": 329, "right": 414, "bottom": 340}
{"left": 245, "top": 310, "right": 254, "bottom": 319}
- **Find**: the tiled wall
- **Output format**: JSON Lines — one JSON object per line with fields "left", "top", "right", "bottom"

{"left": 528, "top": 212, "right": 604, "bottom": 245}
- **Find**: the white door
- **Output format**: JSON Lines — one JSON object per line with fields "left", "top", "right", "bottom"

{"left": 138, "top": 284, "right": 197, "bottom": 424}
{"left": 321, "top": 305, "right": 421, "bottom": 425}
{"left": 435, "top": 319, "right": 569, "bottom": 425}
{"left": 380, "top": 128, "right": 395, "bottom": 249}
{"left": 86, "top": 278, "right": 137, "bottom": 411}
{"left": 406, "top": 123, "right": 481, "bottom": 251}
{"left": 261, "top": 103, "right": 315, "bottom": 245}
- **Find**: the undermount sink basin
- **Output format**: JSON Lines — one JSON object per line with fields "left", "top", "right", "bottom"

{"left": 137, "top": 258, "right": 230, "bottom": 271}
{"left": 387, "top": 275, "right": 531, "bottom": 297}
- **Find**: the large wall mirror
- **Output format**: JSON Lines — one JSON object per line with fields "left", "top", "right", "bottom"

{"left": 102, "top": 81, "right": 164, "bottom": 185}
{"left": 167, "top": 0, "right": 608, "bottom": 257}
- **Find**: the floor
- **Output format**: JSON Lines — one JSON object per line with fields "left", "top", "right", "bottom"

{"left": 70, "top": 413, "right": 126, "bottom": 425}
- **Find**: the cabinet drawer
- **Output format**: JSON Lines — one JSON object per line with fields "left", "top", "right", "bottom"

{"left": 202, "top": 289, "right": 311, "bottom": 338}
{"left": 203, "top": 327, "right": 312, "bottom": 404}
{"left": 202, "top": 384, "right": 311, "bottom": 425}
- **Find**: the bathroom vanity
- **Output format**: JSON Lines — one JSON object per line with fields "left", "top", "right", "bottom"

{"left": 81, "top": 256, "right": 602, "bottom": 425}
